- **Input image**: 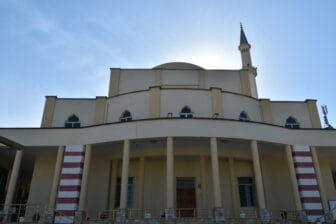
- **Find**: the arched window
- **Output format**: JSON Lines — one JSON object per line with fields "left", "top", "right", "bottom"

{"left": 239, "top": 111, "right": 250, "bottom": 121}
{"left": 120, "top": 110, "right": 132, "bottom": 122}
{"left": 64, "top": 114, "right": 81, "bottom": 128}
{"left": 285, "top": 116, "right": 300, "bottom": 129}
{"left": 180, "top": 106, "right": 193, "bottom": 118}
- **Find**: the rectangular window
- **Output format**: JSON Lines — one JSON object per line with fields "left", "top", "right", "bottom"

{"left": 114, "top": 177, "right": 134, "bottom": 208}
{"left": 238, "top": 177, "right": 255, "bottom": 207}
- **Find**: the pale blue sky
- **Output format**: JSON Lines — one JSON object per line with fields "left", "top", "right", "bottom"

{"left": 0, "top": 1, "right": 335, "bottom": 127}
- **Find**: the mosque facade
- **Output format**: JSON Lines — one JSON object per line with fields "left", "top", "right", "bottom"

{"left": 1, "top": 26, "right": 336, "bottom": 223}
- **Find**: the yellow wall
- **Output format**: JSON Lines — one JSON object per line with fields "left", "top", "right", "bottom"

{"left": 260, "top": 154, "right": 295, "bottom": 211}
{"left": 319, "top": 156, "right": 336, "bottom": 201}
{"left": 26, "top": 154, "right": 56, "bottom": 216}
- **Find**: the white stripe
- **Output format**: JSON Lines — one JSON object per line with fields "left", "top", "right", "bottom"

{"left": 65, "top": 145, "right": 84, "bottom": 152}
{"left": 300, "top": 190, "right": 320, "bottom": 197}
{"left": 56, "top": 203, "right": 77, "bottom": 211}
{"left": 296, "top": 167, "right": 315, "bottom": 174}
{"left": 60, "top": 179, "right": 81, "bottom": 186}
{"left": 303, "top": 202, "right": 323, "bottom": 210}
{"left": 293, "top": 156, "right": 313, "bottom": 163}
{"left": 293, "top": 145, "right": 310, "bottom": 152}
{"left": 61, "top": 168, "right": 82, "bottom": 174}
{"left": 54, "top": 216, "right": 74, "bottom": 224}
{"left": 297, "top": 179, "right": 318, "bottom": 185}
{"left": 58, "top": 191, "right": 80, "bottom": 198}
{"left": 64, "top": 156, "right": 84, "bottom": 163}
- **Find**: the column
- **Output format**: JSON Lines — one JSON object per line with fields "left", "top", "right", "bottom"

{"left": 285, "top": 145, "right": 302, "bottom": 211}
{"left": 119, "top": 140, "right": 130, "bottom": 209}
{"left": 78, "top": 144, "right": 92, "bottom": 211}
{"left": 228, "top": 157, "right": 239, "bottom": 217}
{"left": 250, "top": 140, "right": 266, "bottom": 210}
{"left": 311, "top": 147, "right": 328, "bottom": 212}
{"left": 210, "top": 137, "right": 222, "bottom": 207}
{"left": 166, "top": 137, "right": 174, "bottom": 208}
{"left": 199, "top": 156, "right": 208, "bottom": 209}
{"left": 210, "top": 137, "right": 225, "bottom": 222}
{"left": 4, "top": 150, "right": 23, "bottom": 211}
{"left": 48, "top": 146, "right": 65, "bottom": 210}
{"left": 138, "top": 156, "right": 145, "bottom": 209}
{"left": 108, "top": 160, "right": 118, "bottom": 209}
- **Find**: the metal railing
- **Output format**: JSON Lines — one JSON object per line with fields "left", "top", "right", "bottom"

{"left": 0, "top": 204, "right": 330, "bottom": 224}
{"left": 0, "top": 203, "right": 46, "bottom": 223}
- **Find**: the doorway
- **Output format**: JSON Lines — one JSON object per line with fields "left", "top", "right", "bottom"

{"left": 176, "top": 178, "right": 196, "bottom": 217}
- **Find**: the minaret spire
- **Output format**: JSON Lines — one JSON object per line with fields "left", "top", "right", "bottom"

{"left": 238, "top": 23, "right": 252, "bottom": 68}
{"left": 240, "top": 22, "right": 249, "bottom": 45}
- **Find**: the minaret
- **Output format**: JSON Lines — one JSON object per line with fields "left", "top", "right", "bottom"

{"left": 239, "top": 23, "right": 253, "bottom": 68}
{"left": 238, "top": 23, "right": 258, "bottom": 98}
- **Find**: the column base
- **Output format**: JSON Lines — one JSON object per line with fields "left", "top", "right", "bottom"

{"left": 116, "top": 208, "right": 127, "bottom": 224}
{"left": 259, "top": 208, "right": 270, "bottom": 223}
{"left": 74, "top": 210, "right": 86, "bottom": 224}
{"left": 296, "top": 210, "right": 307, "bottom": 223}
{"left": 164, "top": 208, "right": 175, "bottom": 220}
{"left": 213, "top": 207, "right": 225, "bottom": 222}
{"left": 43, "top": 210, "right": 54, "bottom": 224}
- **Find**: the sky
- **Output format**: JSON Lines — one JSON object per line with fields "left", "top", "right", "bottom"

{"left": 0, "top": 1, "right": 335, "bottom": 127}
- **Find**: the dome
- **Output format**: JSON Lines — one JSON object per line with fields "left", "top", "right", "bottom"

{"left": 153, "top": 62, "right": 204, "bottom": 70}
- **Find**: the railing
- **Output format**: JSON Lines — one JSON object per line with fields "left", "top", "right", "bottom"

{"left": 0, "top": 205, "right": 327, "bottom": 223}
{"left": 80, "top": 208, "right": 306, "bottom": 223}
{"left": 0, "top": 203, "right": 46, "bottom": 223}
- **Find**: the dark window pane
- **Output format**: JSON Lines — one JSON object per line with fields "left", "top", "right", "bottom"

{"left": 238, "top": 177, "right": 255, "bottom": 207}
{"left": 64, "top": 123, "right": 72, "bottom": 128}
{"left": 115, "top": 177, "right": 134, "bottom": 208}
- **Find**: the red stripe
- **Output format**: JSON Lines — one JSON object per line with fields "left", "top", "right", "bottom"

{"left": 294, "top": 162, "right": 314, "bottom": 168}
{"left": 59, "top": 186, "right": 81, "bottom": 191}
{"left": 64, "top": 152, "right": 85, "bottom": 156}
{"left": 55, "top": 211, "right": 75, "bottom": 216}
{"left": 296, "top": 173, "right": 316, "bottom": 179}
{"left": 301, "top": 197, "right": 321, "bottom": 203}
{"left": 305, "top": 209, "right": 324, "bottom": 215}
{"left": 298, "top": 185, "right": 319, "bottom": 190}
{"left": 57, "top": 198, "right": 79, "bottom": 203}
{"left": 61, "top": 174, "right": 83, "bottom": 179}
{"left": 293, "top": 151, "right": 311, "bottom": 157}
{"left": 62, "top": 162, "right": 84, "bottom": 168}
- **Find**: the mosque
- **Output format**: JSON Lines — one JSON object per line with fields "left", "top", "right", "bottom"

{"left": 1, "top": 26, "right": 336, "bottom": 223}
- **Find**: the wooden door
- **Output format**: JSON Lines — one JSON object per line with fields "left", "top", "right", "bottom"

{"left": 176, "top": 178, "right": 196, "bottom": 217}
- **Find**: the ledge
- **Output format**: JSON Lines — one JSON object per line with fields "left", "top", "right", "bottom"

{"left": 0, "top": 118, "right": 335, "bottom": 147}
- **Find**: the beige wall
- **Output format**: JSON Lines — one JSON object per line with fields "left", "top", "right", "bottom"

{"left": 161, "top": 70, "right": 199, "bottom": 87}
{"left": 26, "top": 154, "right": 56, "bottom": 207}
{"left": 52, "top": 99, "right": 96, "bottom": 127}
{"left": 119, "top": 70, "right": 155, "bottom": 94}
{"left": 205, "top": 70, "right": 242, "bottom": 93}
{"left": 106, "top": 91, "right": 149, "bottom": 122}
{"left": 270, "top": 102, "right": 313, "bottom": 128}
{"left": 160, "top": 89, "right": 212, "bottom": 118}
{"left": 222, "top": 93, "right": 262, "bottom": 121}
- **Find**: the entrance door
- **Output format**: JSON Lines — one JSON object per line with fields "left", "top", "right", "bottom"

{"left": 176, "top": 178, "right": 196, "bottom": 217}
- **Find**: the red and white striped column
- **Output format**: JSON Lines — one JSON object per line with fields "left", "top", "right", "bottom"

{"left": 54, "top": 145, "right": 85, "bottom": 224}
{"left": 292, "top": 145, "right": 324, "bottom": 222}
